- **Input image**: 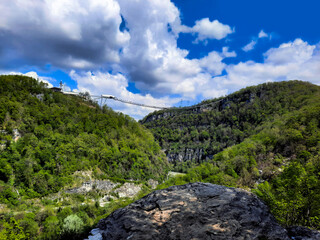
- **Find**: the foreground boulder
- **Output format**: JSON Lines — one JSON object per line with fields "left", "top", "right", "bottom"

{"left": 90, "top": 183, "right": 319, "bottom": 240}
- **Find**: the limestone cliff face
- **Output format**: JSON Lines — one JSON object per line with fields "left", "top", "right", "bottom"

{"left": 167, "top": 147, "right": 204, "bottom": 162}
{"left": 141, "top": 88, "right": 262, "bottom": 165}
{"left": 88, "top": 183, "right": 320, "bottom": 240}
{"left": 141, "top": 81, "right": 320, "bottom": 166}
{"left": 142, "top": 97, "right": 236, "bottom": 124}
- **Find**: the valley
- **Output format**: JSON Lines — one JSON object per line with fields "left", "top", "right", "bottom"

{"left": 0, "top": 75, "right": 320, "bottom": 239}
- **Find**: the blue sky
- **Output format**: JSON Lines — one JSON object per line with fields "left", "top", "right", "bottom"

{"left": 175, "top": 0, "right": 320, "bottom": 61}
{"left": 1, "top": 0, "right": 319, "bottom": 119}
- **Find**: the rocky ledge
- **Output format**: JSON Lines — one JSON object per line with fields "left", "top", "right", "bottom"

{"left": 89, "top": 183, "right": 320, "bottom": 240}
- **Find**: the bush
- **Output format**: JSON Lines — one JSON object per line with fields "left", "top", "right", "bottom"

{"left": 62, "top": 214, "right": 84, "bottom": 234}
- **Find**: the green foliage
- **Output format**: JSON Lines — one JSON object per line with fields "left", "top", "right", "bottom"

{"left": 57, "top": 207, "right": 73, "bottom": 221}
{"left": 0, "top": 74, "right": 169, "bottom": 239}
{"left": 255, "top": 157, "right": 320, "bottom": 229}
{"left": 42, "top": 215, "right": 60, "bottom": 240}
{"left": 178, "top": 92, "right": 320, "bottom": 229}
{"left": 19, "top": 214, "right": 39, "bottom": 239}
{"left": 0, "top": 75, "right": 168, "bottom": 201}
{"left": 0, "top": 185, "right": 19, "bottom": 206}
{"left": 0, "top": 217, "right": 27, "bottom": 240}
{"left": 62, "top": 214, "right": 84, "bottom": 235}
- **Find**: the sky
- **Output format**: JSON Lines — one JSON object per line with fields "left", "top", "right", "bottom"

{"left": 1, "top": 0, "right": 320, "bottom": 120}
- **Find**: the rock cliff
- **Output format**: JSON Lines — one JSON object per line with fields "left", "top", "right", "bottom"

{"left": 88, "top": 183, "right": 320, "bottom": 240}
{"left": 141, "top": 90, "right": 257, "bottom": 164}
{"left": 141, "top": 81, "right": 320, "bottom": 166}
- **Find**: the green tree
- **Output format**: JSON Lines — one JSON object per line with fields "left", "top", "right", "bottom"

{"left": 42, "top": 216, "right": 60, "bottom": 240}
{"left": 62, "top": 214, "right": 84, "bottom": 237}
{"left": 0, "top": 218, "right": 27, "bottom": 240}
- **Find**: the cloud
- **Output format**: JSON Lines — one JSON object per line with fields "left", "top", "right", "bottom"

{"left": 115, "top": 0, "right": 193, "bottom": 96}
{"left": 242, "top": 40, "right": 257, "bottom": 52}
{"left": 264, "top": 38, "right": 315, "bottom": 64}
{"left": 198, "top": 48, "right": 236, "bottom": 76}
{"left": 24, "top": 72, "right": 55, "bottom": 88}
{"left": 222, "top": 47, "right": 237, "bottom": 58}
{"left": 116, "top": 0, "right": 235, "bottom": 98}
{"left": 0, "top": 0, "right": 130, "bottom": 70}
{"left": 258, "top": 30, "right": 268, "bottom": 38}
{"left": 242, "top": 30, "right": 271, "bottom": 52}
{"left": 180, "top": 18, "right": 234, "bottom": 42}
{"left": 68, "top": 39, "right": 236, "bottom": 117}
{"left": 216, "top": 39, "right": 320, "bottom": 92}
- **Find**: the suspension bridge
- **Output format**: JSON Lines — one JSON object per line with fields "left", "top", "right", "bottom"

{"left": 62, "top": 92, "right": 168, "bottom": 110}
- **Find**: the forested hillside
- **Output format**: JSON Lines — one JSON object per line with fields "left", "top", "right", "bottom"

{"left": 182, "top": 97, "right": 320, "bottom": 228}
{"left": 151, "top": 81, "right": 320, "bottom": 230}
{"left": 0, "top": 75, "right": 168, "bottom": 202}
{"left": 0, "top": 75, "right": 170, "bottom": 239}
{"left": 141, "top": 81, "right": 320, "bottom": 172}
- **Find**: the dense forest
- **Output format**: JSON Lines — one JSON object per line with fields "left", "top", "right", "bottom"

{"left": 0, "top": 75, "right": 168, "bottom": 239}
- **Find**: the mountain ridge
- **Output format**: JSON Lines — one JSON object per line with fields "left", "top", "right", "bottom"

{"left": 141, "top": 80, "right": 320, "bottom": 170}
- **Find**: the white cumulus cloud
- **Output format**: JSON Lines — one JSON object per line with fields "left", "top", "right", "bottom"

{"left": 215, "top": 39, "right": 320, "bottom": 92}
{"left": 0, "top": 0, "right": 130, "bottom": 69}
{"left": 264, "top": 38, "right": 315, "bottom": 64}
{"left": 198, "top": 48, "right": 236, "bottom": 76}
{"left": 180, "top": 18, "right": 234, "bottom": 42}
{"left": 116, "top": 0, "right": 234, "bottom": 99}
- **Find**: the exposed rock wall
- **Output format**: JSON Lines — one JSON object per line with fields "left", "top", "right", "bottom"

{"left": 141, "top": 86, "right": 269, "bottom": 164}
{"left": 65, "top": 180, "right": 119, "bottom": 194}
{"left": 88, "top": 183, "right": 319, "bottom": 240}
{"left": 167, "top": 147, "right": 204, "bottom": 162}
{"left": 141, "top": 97, "right": 243, "bottom": 163}
{"left": 114, "top": 183, "right": 142, "bottom": 198}
{"left": 65, "top": 179, "right": 158, "bottom": 208}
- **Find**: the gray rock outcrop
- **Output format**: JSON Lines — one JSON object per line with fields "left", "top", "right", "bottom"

{"left": 167, "top": 147, "right": 204, "bottom": 163}
{"left": 65, "top": 180, "right": 119, "bottom": 194}
{"left": 90, "top": 182, "right": 320, "bottom": 240}
{"left": 114, "top": 183, "right": 142, "bottom": 198}
{"left": 147, "top": 179, "right": 158, "bottom": 189}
